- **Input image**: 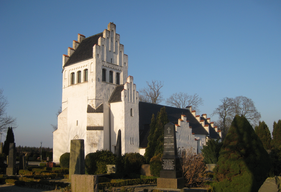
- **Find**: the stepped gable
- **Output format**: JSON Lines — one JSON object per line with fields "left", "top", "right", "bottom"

{"left": 139, "top": 102, "right": 210, "bottom": 148}
{"left": 200, "top": 115, "right": 220, "bottom": 139}
{"left": 108, "top": 85, "right": 125, "bottom": 103}
{"left": 64, "top": 33, "right": 103, "bottom": 67}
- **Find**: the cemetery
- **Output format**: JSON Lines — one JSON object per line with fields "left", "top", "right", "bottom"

{"left": 0, "top": 22, "right": 280, "bottom": 191}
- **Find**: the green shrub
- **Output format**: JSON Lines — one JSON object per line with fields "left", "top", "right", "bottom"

{"left": 59, "top": 153, "right": 70, "bottom": 168}
{"left": 19, "top": 169, "right": 33, "bottom": 176}
{"left": 123, "top": 153, "right": 145, "bottom": 178}
{"left": 150, "top": 153, "right": 162, "bottom": 177}
{"left": 270, "top": 147, "right": 281, "bottom": 176}
{"left": 213, "top": 115, "right": 271, "bottom": 192}
{"left": 85, "top": 150, "right": 116, "bottom": 174}
{"left": 98, "top": 178, "right": 156, "bottom": 190}
{"left": 201, "top": 139, "right": 222, "bottom": 164}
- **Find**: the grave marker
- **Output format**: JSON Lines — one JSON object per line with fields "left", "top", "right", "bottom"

{"left": 157, "top": 122, "right": 184, "bottom": 189}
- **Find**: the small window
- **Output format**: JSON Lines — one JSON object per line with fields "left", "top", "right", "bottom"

{"left": 77, "top": 71, "right": 81, "bottom": 83}
{"left": 84, "top": 69, "right": 88, "bottom": 82}
{"left": 102, "top": 69, "right": 106, "bottom": 82}
{"left": 109, "top": 71, "right": 113, "bottom": 83}
{"left": 116, "top": 72, "right": 120, "bottom": 85}
{"left": 71, "top": 72, "right": 75, "bottom": 85}
{"left": 130, "top": 108, "right": 133, "bottom": 117}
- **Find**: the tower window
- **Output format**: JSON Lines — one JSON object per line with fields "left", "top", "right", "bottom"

{"left": 130, "top": 108, "right": 133, "bottom": 117}
{"left": 77, "top": 71, "right": 81, "bottom": 83}
{"left": 116, "top": 72, "right": 120, "bottom": 85}
{"left": 102, "top": 68, "right": 106, "bottom": 82}
{"left": 84, "top": 69, "right": 88, "bottom": 82}
{"left": 109, "top": 71, "right": 113, "bottom": 83}
{"left": 71, "top": 72, "right": 75, "bottom": 85}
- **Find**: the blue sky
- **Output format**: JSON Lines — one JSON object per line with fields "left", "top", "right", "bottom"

{"left": 0, "top": 1, "right": 280, "bottom": 147}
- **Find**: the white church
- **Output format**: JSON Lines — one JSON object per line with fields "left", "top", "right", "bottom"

{"left": 53, "top": 23, "right": 221, "bottom": 163}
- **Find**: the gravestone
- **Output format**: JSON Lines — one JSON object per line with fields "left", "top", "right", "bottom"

{"left": 6, "top": 143, "right": 16, "bottom": 176}
{"left": 19, "top": 154, "right": 26, "bottom": 170}
{"left": 69, "top": 139, "right": 85, "bottom": 179}
{"left": 157, "top": 122, "right": 184, "bottom": 189}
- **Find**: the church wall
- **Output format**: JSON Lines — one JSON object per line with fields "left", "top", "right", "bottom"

{"left": 86, "top": 113, "right": 104, "bottom": 154}
{"left": 175, "top": 115, "right": 197, "bottom": 155}
{"left": 110, "top": 102, "right": 124, "bottom": 154}
{"left": 53, "top": 108, "right": 68, "bottom": 163}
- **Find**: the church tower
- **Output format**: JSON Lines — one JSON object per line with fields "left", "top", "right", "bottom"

{"left": 53, "top": 23, "right": 133, "bottom": 163}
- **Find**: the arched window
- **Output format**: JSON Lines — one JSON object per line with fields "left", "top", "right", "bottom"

{"left": 102, "top": 68, "right": 106, "bottom": 82}
{"left": 84, "top": 69, "right": 88, "bottom": 82}
{"left": 116, "top": 72, "right": 120, "bottom": 85}
{"left": 71, "top": 72, "right": 75, "bottom": 85}
{"left": 109, "top": 71, "right": 113, "bottom": 83}
{"left": 77, "top": 71, "right": 81, "bottom": 83}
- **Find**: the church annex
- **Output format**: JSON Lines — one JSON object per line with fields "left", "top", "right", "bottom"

{"left": 53, "top": 23, "right": 220, "bottom": 163}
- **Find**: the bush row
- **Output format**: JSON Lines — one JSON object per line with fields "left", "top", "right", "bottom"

{"left": 59, "top": 150, "right": 145, "bottom": 178}
{"left": 98, "top": 178, "right": 156, "bottom": 190}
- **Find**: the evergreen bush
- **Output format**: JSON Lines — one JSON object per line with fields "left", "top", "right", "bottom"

{"left": 150, "top": 153, "right": 162, "bottom": 177}
{"left": 272, "top": 120, "right": 281, "bottom": 149}
{"left": 213, "top": 115, "right": 271, "bottom": 192}
{"left": 255, "top": 121, "right": 272, "bottom": 150}
{"left": 59, "top": 153, "right": 70, "bottom": 168}
{"left": 85, "top": 150, "right": 116, "bottom": 174}
{"left": 201, "top": 139, "right": 222, "bottom": 164}
{"left": 123, "top": 153, "right": 145, "bottom": 178}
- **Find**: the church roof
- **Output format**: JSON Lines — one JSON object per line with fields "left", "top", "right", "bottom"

{"left": 64, "top": 33, "right": 103, "bottom": 67}
{"left": 108, "top": 85, "right": 124, "bottom": 103}
{"left": 139, "top": 102, "right": 220, "bottom": 148}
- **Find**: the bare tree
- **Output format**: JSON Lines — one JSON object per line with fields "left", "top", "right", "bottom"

{"left": 139, "top": 81, "right": 164, "bottom": 104}
{"left": 51, "top": 107, "right": 62, "bottom": 131}
{"left": 0, "top": 89, "right": 16, "bottom": 133}
{"left": 212, "top": 96, "right": 261, "bottom": 139}
{"left": 166, "top": 92, "right": 203, "bottom": 112}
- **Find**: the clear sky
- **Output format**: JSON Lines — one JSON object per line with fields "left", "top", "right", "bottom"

{"left": 0, "top": 0, "right": 280, "bottom": 148}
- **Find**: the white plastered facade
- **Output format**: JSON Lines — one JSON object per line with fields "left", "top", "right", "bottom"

{"left": 53, "top": 23, "right": 220, "bottom": 163}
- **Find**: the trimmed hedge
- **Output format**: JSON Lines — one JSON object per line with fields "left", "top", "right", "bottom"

{"left": 99, "top": 178, "right": 156, "bottom": 190}
{"left": 123, "top": 153, "right": 145, "bottom": 178}
{"left": 59, "top": 153, "right": 70, "bottom": 168}
{"left": 85, "top": 150, "right": 116, "bottom": 174}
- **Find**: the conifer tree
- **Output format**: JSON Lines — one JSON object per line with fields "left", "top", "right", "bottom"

{"left": 255, "top": 121, "right": 272, "bottom": 150}
{"left": 201, "top": 139, "right": 222, "bottom": 164}
{"left": 3, "top": 127, "right": 15, "bottom": 155}
{"left": 272, "top": 120, "right": 281, "bottom": 149}
{"left": 144, "top": 114, "right": 156, "bottom": 162}
{"left": 154, "top": 107, "right": 169, "bottom": 156}
{"left": 213, "top": 115, "right": 271, "bottom": 192}
{"left": 144, "top": 107, "right": 169, "bottom": 162}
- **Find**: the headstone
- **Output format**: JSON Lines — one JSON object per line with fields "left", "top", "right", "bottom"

{"left": 71, "top": 174, "right": 98, "bottom": 192}
{"left": 157, "top": 122, "right": 184, "bottom": 189}
{"left": 69, "top": 139, "right": 85, "bottom": 179}
{"left": 6, "top": 143, "right": 16, "bottom": 176}
{"left": 106, "top": 164, "right": 116, "bottom": 174}
{"left": 19, "top": 154, "right": 26, "bottom": 170}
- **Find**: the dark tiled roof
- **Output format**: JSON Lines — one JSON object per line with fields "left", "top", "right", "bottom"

{"left": 87, "top": 104, "right": 103, "bottom": 113}
{"left": 139, "top": 102, "right": 219, "bottom": 148}
{"left": 109, "top": 85, "right": 124, "bottom": 103}
{"left": 200, "top": 117, "right": 220, "bottom": 139}
{"left": 64, "top": 33, "right": 103, "bottom": 67}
